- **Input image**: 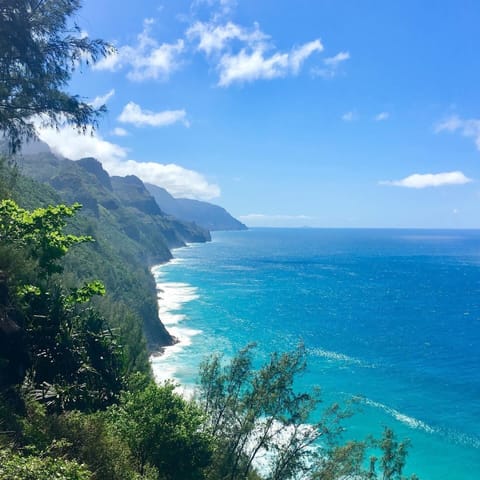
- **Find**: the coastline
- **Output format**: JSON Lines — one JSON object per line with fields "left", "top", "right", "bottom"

{"left": 144, "top": 228, "right": 480, "bottom": 480}
{"left": 149, "top": 248, "right": 203, "bottom": 391}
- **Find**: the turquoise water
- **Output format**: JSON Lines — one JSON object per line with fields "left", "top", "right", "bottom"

{"left": 151, "top": 228, "right": 480, "bottom": 479}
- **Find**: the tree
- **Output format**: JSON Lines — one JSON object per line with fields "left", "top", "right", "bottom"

{"left": 0, "top": 199, "right": 124, "bottom": 411}
{"left": 0, "top": 200, "right": 91, "bottom": 276}
{"left": 0, "top": 0, "right": 112, "bottom": 153}
{"left": 197, "top": 344, "right": 349, "bottom": 480}
{"left": 108, "top": 381, "right": 213, "bottom": 479}
{"left": 369, "top": 428, "right": 419, "bottom": 480}
{"left": 0, "top": 447, "right": 92, "bottom": 479}
{"left": 198, "top": 346, "right": 421, "bottom": 480}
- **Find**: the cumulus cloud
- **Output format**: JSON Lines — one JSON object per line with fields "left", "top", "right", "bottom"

{"left": 239, "top": 213, "right": 313, "bottom": 227}
{"left": 93, "top": 19, "right": 184, "bottom": 81}
{"left": 89, "top": 89, "right": 115, "bottom": 109}
{"left": 118, "top": 102, "right": 189, "bottom": 127}
{"left": 218, "top": 39, "right": 323, "bottom": 86}
{"left": 34, "top": 123, "right": 219, "bottom": 200}
{"left": 35, "top": 121, "right": 127, "bottom": 163}
{"left": 341, "top": 111, "right": 356, "bottom": 122}
{"left": 187, "top": 16, "right": 323, "bottom": 86}
{"left": 193, "top": 0, "right": 237, "bottom": 16}
{"left": 324, "top": 51, "right": 350, "bottom": 67}
{"left": 111, "top": 127, "right": 129, "bottom": 137}
{"left": 313, "top": 51, "right": 350, "bottom": 78}
{"left": 108, "top": 160, "right": 220, "bottom": 200}
{"left": 375, "top": 112, "right": 390, "bottom": 121}
{"left": 380, "top": 171, "right": 472, "bottom": 189}
{"left": 187, "top": 21, "right": 267, "bottom": 55}
{"left": 435, "top": 115, "right": 480, "bottom": 150}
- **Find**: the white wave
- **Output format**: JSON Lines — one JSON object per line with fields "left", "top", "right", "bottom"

{"left": 156, "top": 282, "right": 199, "bottom": 325}
{"left": 363, "top": 399, "right": 480, "bottom": 450}
{"left": 166, "top": 257, "right": 186, "bottom": 266}
{"left": 150, "top": 261, "right": 203, "bottom": 395}
{"left": 151, "top": 258, "right": 185, "bottom": 278}
{"left": 441, "top": 429, "right": 480, "bottom": 450}
{"left": 363, "top": 398, "right": 436, "bottom": 434}
{"left": 150, "top": 325, "right": 202, "bottom": 393}
{"left": 309, "top": 347, "right": 369, "bottom": 367}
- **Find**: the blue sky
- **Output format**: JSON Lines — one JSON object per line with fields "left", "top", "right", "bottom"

{"left": 36, "top": 0, "right": 480, "bottom": 227}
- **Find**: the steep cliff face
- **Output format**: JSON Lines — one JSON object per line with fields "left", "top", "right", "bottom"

{"left": 77, "top": 157, "right": 113, "bottom": 191}
{"left": 19, "top": 154, "right": 210, "bottom": 255}
{"left": 146, "top": 183, "right": 247, "bottom": 231}
{"left": 111, "top": 175, "right": 163, "bottom": 216}
{"left": 15, "top": 152, "right": 210, "bottom": 348}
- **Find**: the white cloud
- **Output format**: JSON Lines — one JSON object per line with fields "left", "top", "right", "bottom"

{"left": 239, "top": 213, "right": 313, "bottom": 227}
{"left": 218, "top": 40, "right": 323, "bottom": 86}
{"left": 93, "top": 19, "right": 184, "bottom": 81}
{"left": 324, "top": 51, "right": 350, "bottom": 67}
{"left": 193, "top": 0, "right": 237, "bottom": 16}
{"left": 187, "top": 21, "right": 267, "bottom": 55}
{"left": 435, "top": 115, "right": 464, "bottom": 133}
{"left": 35, "top": 121, "right": 128, "bottom": 163}
{"left": 109, "top": 160, "right": 220, "bottom": 200}
{"left": 34, "top": 123, "right": 219, "bottom": 200}
{"left": 435, "top": 115, "right": 480, "bottom": 150}
{"left": 89, "top": 89, "right": 115, "bottom": 109}
{"left": 312, "top": 50, "right": 349, "bottom": 78}
{"left": 380, "top": 171, "right": 472, "bottom": 189}
{"left": 289, "top": 41, "right": 324, "bottom": 74}
{"left": 111, "top": 127, "right": 129, "bottom": 137}
{"left": 375, "top": 112, "right": 390, "bottom": 121}
{"left": 118, "top": 102, "right": 189, "bottom": 127}
{"left": 187, "top": 16, "right": 323, "bottom": 86}
{"left": 341, "top": 111, "right": 356, "bottom": 122}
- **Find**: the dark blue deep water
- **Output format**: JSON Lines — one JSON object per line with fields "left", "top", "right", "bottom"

{"left": 151, "top": 229, "right": 480, "bottom": 479}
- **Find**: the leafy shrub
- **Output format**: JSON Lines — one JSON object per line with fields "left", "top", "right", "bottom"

{"left": 0, "top": 448, "right": 91, "bottom": 480}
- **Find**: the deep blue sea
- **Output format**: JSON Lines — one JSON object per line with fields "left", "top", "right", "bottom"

{"left": 151, "top": 228, "right": 480, "bottom": 479}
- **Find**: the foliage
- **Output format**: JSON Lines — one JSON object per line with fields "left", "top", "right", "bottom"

{"left": 312, "top": 440, "right": 368, "bottom": 480}
{"left": 108, "top": 381, "right": 213, "bottom": 480}
{"left": 49, "top": 411, "right": 146, "bottom": 480}
{"left": 0, "top": 0, "right": 112, "bottom": 153}
{"left": 0, "top": 158, "right": 421, "bottom": 480}
{"left": 0, "top": 447, "right": 91, "bottom": 480}
{"left": 0, "top": 199, "right": 92, "bottom": 276}
{"left": 369, "top": 428, "right": 419, "bottom": 480}
{"left": 15, "top": 153, "right": 190, "bottom": 350}
{"left": 0, "top": 156, "right": 19, "bottom": 198}
{"left": 198, "top": 344, "right": 349, "bottom": 480}
{"left": 23, "top": 289, "right": 124, "bottom": 412}
{"left": 198, "top": 346, "right": 421, "bottom": 480}
{"left": 0, "top": 199, "right": 124, "bottom": 411}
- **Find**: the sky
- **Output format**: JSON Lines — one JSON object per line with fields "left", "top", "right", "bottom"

{"left": 35, "top": 0, "right": 480, "bottom": 228}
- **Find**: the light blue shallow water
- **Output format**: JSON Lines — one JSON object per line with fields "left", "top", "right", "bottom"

{"left": 151, "top": 228, "right": 480, "bottom": 479}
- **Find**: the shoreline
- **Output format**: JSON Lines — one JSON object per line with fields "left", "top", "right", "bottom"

{"left": 149, "top": 250, "right": 203, "bottom": 389}
{"left": 149, "top": 245, "right": 195, "bottom": 355}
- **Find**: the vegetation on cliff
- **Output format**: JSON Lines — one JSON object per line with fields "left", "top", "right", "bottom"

{"left": 15, "top": 151, "right": 210, "bottom": 350}
{"left": 0, "top": 2, "right": 420, "bottom": 479}
{"left": 0, "top": 201, "right": 419, "bottom": 478}
{"left": 146, "top": 183, "right": 247, "bottom": 232}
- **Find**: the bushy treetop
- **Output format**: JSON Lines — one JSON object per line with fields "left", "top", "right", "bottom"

{"left": 0, "top": 0, "right": 112, "bottom": 152}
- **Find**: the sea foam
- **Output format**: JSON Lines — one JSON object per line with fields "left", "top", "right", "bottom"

{"left": 362, "top": 398, "right": 436, "bottom": 434}
{"left": 150, "top": 263, "right": 202, "bottom": 392}
{"left": 309, "top": 347, "right": 374, "bottom": 368}
{"left": 156, "top": 282, "right": 199, "bottom": 326}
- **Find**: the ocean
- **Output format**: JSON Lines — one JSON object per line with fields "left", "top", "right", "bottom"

{"left": 151, "top": 228, "right": 480, "bottom": 479}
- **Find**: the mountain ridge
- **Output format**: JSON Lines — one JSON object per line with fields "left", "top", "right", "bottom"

{"left": 15, "top": 151, "right": 212, "bottom": 349}
{"left": 146, "top": 182, "right": 247, "bottom": 232}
